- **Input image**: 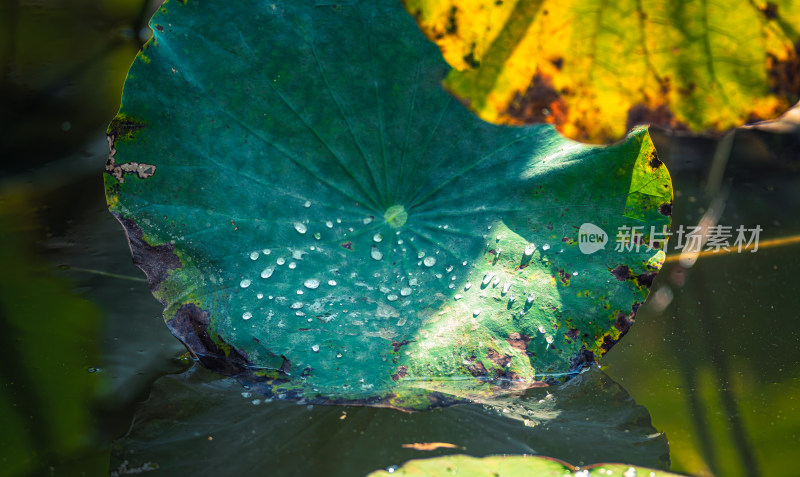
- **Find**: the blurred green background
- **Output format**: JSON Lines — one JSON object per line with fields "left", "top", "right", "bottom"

{"left": 1, "top": 1, "right": 799, "bottom": 476}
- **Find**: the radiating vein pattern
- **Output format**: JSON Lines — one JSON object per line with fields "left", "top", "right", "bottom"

{"left": 105, "top": 0, "right": 672, "bottom": 408}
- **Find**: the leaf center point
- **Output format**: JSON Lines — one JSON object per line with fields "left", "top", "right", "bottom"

{"left": 384, "top": 205, "right": 408, "bottom": 228}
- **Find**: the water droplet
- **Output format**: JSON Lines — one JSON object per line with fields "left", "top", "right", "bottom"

{"left": 464, "top": 282, "right": 472, "bottom": 290}
{"left": 263, "top": 249, "right": 271, "bottom": 255}
{"left": 462, "top": 261, "right": 468, "bottom": 266}
{"left": 257, "top": 293, "right": 264, "bottom": 299}
{"left": 524, "top": 244, "right": 536, "bottom": 256}
{"left": 312, "top": 345, "right": 320, "bottom": 352}
{"left": 290, "top": 302, "right": 304, "bottom": 309}
{"left": 572, "top": 271, "right": 578, "bottom": 276}
{"left": 373, "top": 233, "right": 383, "bottom": 242}
{"left": 423, "top": 256, "right": 436, "bottom": 267}
{"left": 370, "top": 246, "right": 383, "bottom": 261}
{"left": 387, "top": 294, "right": 398, "bottom": 301}
{"left": 542, "top": 244, "right": 550, "bottom": 251}
{"left": 473, "top": 309, "right": 481, "bottom": 317}
{"left": 261, "top": 267, "right": 274, "bottom": 279}
{"left": 417, "top": 251, "right": 425, "bottom": 258}
{"left": 508, "top": 293, "right": 515, "bottom": 303}
{"left": 495, "top": 248, "right": 502, "bottom": 258}
{"left": 446, "top": 265, "right": 454, "bottom": 273}
{"left": 249, "top": 251, "right": 259, "bottom": 260}
{"left": 328, "top": 279, "right": 337, "bottom": 286}
{"left": 482, "top": 272, "right": 495, "bottom": 285}
{"left": 336, "top": 353, "right": 342, "bottom": 358}
{"left": 502, "top": 282, "right": 511, "bottom": 294}
{"left": 496, "top": 235, "right": 502, "bottom": 241}
{"left": 293, "top": 222, "right": 307, "bottom": 234}
{"left": 303, "top": 278, "right": 320, "bottom": 289}
{"left": 545, "top": 335, "right": 554, "bottom": 344}
{"left": 527, "top": 294, "right": 535, "bottom": 303}
{"left": 538, "top": 325, "right": 546, "bottom": 334}
{"left": 325, "top": 221, "right": 333, "bottom": 228}
{"left": 492, "top": 277, "right": 500, "bottom": 287}
{"left": 314, "top": 232, "right": 321, "bottom": 240}
{"left": 448, "top": 283, "right": 455, "bottom": 289}
{"left": 363, "top": 216, "right": 374, "bottom": 225}
{"left": 277, "top": 257, "right": 286, "bottom": 265}
{"left": 292, "top": 250, "right": 304, "bottom": 260}
{"left": 400, "top": 287, "right": 412, "bottom": 296}
{"left": 454, "top": 294, "right": 463, "bottom": 300}
{"left": 303, "top": 200, "right": 311, "bottom": 208}
{"left": 397, "top": 239, "right": 404, "bottom": 245}
{"left": 240, "top": 279, "right": 251, "bottom": 288}
{"left": 242, "top": 312, "right": 252, "bottom": 320}
{"left": 289, "top": 262, "right": 297, "bottom": 269}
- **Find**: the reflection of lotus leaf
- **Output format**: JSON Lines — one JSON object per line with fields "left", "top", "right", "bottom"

{"left": 105, "top": 0, "right": 672, "bottom": 409}
{"left": 111, "top": 366, "right": 669, "bottom": 476}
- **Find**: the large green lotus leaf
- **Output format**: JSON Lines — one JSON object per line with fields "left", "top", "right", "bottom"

{"left": 111, "top": 365, "right": 668, "bottom": 476}
{"left": 105, "top": 0, "right": 672, "bottom": 409}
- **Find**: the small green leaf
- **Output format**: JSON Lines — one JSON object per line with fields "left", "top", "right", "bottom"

{"left": 368, "top": 454, "right": 688, "bottom": 477}
{"left": 106, "top": 0, "right": 672, "bottom": 408}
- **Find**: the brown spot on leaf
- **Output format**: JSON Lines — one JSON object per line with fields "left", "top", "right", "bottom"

{"left": 391, "top": 365, "right": 408, "bottom": 381}
{"left": 569, "top": 348, "right": 595, "bottom": 370}
{"left": 166, "top": 303, "right": 252, "bottom": 376}
{"left": 637, "top": 272, "right": 658, "bottom": 288}
{"left": 659, "top": 202, "right": 672, "bottom": 216}
{"left": 341, "top": 241, "right": 353, "bottom": 250}
{"left": 648, "top": 151, "right": 663, "bottom": 169}
{"left": 392, "top": 340, "right": 411, "bottom": 352}
{"left": 112, "top": 213, "right": 181, "bottom": 296}
{"left": 610, "top": 265, "right": 631, "bottom": 281}
{"left": 445, "top": 6, "right": 458, "bottom": 34}
{"left": 487, "top": 349, "right": 511, "bottom": 369}
{"left": 615, "top": 312, "right": 634, "bottom": 333}
{"left": 467, "top": 360, "right": 487, "bottom": 377}
{"left": 506, "top": 332, "right": 531, "bottom": 352}
{"left": 507, "top": 72, "right": 568, "bottom": 126}
{"left": 761, "top": 2, "right": 778, "bottom": 19}
{"left": 767, "top": 42, "right": 800, "bottom": 100}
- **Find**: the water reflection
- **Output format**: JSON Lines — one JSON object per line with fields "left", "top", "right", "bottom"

{"left": 111, "top": 365, "right": 668, "bottom": 477}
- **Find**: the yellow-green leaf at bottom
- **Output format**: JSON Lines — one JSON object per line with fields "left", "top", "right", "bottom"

{"left": 369, "top": 454, "right": 688, "bottom": 477}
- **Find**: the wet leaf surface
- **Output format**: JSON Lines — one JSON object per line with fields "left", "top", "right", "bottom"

{"left": 106, "top": 0, "right": 672, "bottom": 408}
{"left": 403, "top": 0, "right": 800, "bottom": 143}
{"left": 110, "top": 365, "right": 668, "bottom": 477}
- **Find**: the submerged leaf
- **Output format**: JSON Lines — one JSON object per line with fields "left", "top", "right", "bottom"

{"left": 403, "top": 0, "right": 800, "bottom": 143}
{"left": 106, "top": 0, "right": 672, "bottom": 408}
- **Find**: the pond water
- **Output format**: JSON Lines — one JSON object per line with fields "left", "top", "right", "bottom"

{"left": 2, "top": 2, "right": 799, "bottom": 476}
